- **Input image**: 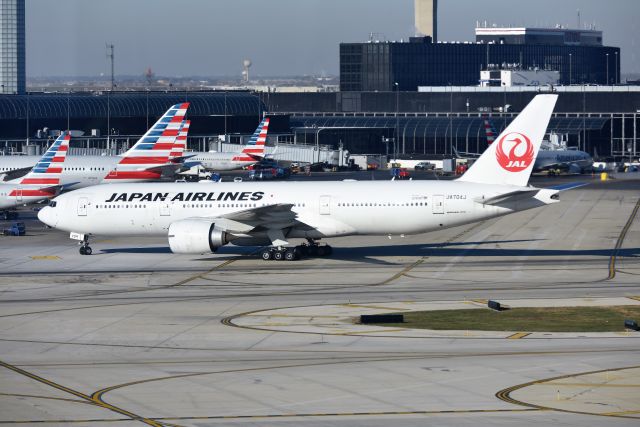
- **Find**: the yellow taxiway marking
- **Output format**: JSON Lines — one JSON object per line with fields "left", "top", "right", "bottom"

{"left": 602, "top": 410, "right": 640, "bottom": 416}
{"left": 507, "top": 332, "right": 530, "bottom": 339}
{"left": 0, "top": 360, "right": 163, "bottom": 427}
{"left": 627, "top": 296, "right": 640, "bottom": 303}
{"left": 29, "top": 256, "right": 60, "bottom": 260}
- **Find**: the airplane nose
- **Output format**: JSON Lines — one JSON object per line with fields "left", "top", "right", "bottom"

{"left": 38, "top": 206, "right": 54, "bottom": 227}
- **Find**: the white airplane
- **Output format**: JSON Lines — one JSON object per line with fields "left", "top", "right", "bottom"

{"left": 0, "top": 103, "right": 189, "bottom": 189}
{"left": 1, "top": 132, "right": 70, "bottom": 213}
{"left": 483, "top": 119, "right": 593, "bottom": 174}
{"left": 184, "top": 118, "right": 269, "bottom": 171}
{"left": 39, "top": 95, "right": 572, "bottom": 259}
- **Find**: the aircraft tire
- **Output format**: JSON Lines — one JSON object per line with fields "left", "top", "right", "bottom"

{"left": 261, "top": 249, "right": 273, "bottom": 261}
{"left": 273, "top": 250, "right": 285, "bottom": 261}
{"left": 284, "top": 249, "right": 297, "bottom": 261}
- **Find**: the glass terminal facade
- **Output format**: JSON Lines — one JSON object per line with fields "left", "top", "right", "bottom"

{"left": 340, "top": 38, "right": 620, "bottom": 91}
{"left": 0, "top": 0, "right": 25, "bottom": 94}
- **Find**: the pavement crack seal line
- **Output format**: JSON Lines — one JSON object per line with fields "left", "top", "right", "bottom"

{"left": 495, "top": 364, "right": 640, "bottom": 420}
{"left": 608, "top": 197, "right": 640, "bottom": 280}
{"left": 88, "top": 355, "right": 542, "bottom": 423}
{"left": 0, "top": 360, "right": 167, "bottom": 427}
{"left": 378, "top": 221, "right": 486, "bottom": 286}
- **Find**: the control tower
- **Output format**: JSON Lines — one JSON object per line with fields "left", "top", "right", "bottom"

{"left": 415, "top": 0, "right": 437, "bottom": 42}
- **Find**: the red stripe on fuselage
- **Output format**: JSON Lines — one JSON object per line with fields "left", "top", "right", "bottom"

{"left": 103, "top": 170, "right": 162, "bottom": 180}
{"left": 19, "top": 178, "right": 59, "bottom": 185}
{"left": 118, "top": 157, "right": 169, "bottom": 165}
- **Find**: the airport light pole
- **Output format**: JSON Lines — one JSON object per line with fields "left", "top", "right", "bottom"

{"left": 569, "top": 53, "right": 572, "bottom": 85}
{"left": 450, "top": 84, "right": 454, "bottom": 157}
{"left": 394, "top": 82, "right": 399, "bottom": 161}
{"left": 614, "top": 51, "right": 618, "bottom": 84}
{"left": 606, "top": 53, "right": 609, "bottom": 84}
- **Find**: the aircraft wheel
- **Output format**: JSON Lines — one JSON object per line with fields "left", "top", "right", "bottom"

{"left": 261, "top": 249, "right": 273, "bottom": 261}
{"left": 273, "top": 250, "right": 285, "bottom": 261}
{"left": 307, "top": 245, "right": 318, "bottom": 257}
{"left": 284, "top": 249, "right": 297, "bottom": 261}
{"left": 79, "top": 247, "right": 86, "bottom": 255}
{"left": 85, "top": 246, "right": 92, "bottom": 255}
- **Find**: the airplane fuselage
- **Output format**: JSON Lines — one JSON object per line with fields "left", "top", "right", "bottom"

{"left": 0, "top": 156, "right": 172, "bottom": 190}
{"left": 534, "top": 150, "right": 593, "bottom": 173}
{"left": 39, "top": 180, "right": 557, "bottom": 242}
{"left": 187, "top": 152, "right": 258, "bottom": 171}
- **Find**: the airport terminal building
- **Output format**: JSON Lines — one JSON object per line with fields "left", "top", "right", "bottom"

{"left": 340, "top": 27, "right": 620, "bottom": 91}
{"left": 0, "top": 88, "right": 638, "bottom": 162}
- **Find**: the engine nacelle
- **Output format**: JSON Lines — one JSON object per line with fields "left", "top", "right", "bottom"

{"left": 168, "top": 219, "right": 229, "bottom": 254}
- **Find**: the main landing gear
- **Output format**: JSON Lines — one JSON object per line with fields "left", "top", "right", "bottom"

{"left": 260, "top": 239, "right": 333, "bottom": 261}
{"left": 79, "top": 236, "right": 92, "bottom": 255}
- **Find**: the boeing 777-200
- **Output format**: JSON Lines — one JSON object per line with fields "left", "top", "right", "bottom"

{"left": 39, "top": 95, "right": 574, "bottom": 259}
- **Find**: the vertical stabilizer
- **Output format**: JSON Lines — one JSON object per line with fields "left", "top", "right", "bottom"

{"left": 458, "top": 94, "right": 558, "bottom": 187}
{"left": 233, "top": 117, "right": 270, "bottom": 162}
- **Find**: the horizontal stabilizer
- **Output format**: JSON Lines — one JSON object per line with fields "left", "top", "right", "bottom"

{"left": 475, "top": 189, "right": 540, "bottom": 205}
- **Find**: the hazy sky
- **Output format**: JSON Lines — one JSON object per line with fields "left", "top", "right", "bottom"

{"left": 27, "top": 0, "right": 638, "bottom": 78}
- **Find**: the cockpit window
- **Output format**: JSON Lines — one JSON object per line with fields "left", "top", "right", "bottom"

{"left": 48, "top": 201, "right": 57, "bottom": 208}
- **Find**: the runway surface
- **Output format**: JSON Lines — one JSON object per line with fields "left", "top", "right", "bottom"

{"left": 0, "top": 174, "right": 639, "bottom": 426}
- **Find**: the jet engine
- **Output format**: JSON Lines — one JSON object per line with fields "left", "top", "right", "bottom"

{"left": 168, "top": 219, "right": 230, "bottom": 254}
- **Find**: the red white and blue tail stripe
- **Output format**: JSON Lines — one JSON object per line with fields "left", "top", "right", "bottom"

{"left": 103, "top": 103, "right": 189, "bottom": 182}
{"left": 232, "top": 117, "right": 269, "bottom": 163}
{"left": 169, "top": 120, "right": 190, "bottom": 160}
{"left": 483, "top": 119, "right": 498, "bottom": 145}
{"left": 9, "top": 132, "right": 70, "bottom": 197}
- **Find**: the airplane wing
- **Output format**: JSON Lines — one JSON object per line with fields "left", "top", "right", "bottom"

{"left": 192, "top": 203, "right": 309, "bottom": 246}
{"left": 0, "top": 166, "right": 32, "bottom": 182}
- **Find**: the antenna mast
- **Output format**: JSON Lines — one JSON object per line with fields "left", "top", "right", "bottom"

{"left": 106, "top": 43, "right": 115, "bottom": 90}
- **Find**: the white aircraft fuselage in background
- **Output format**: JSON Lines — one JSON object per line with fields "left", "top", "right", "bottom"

{"left": 1, "top": 156, "right": 130, "bottom": 190}
{"left": 184, "top": 152, "right": 259, "bottom": 171}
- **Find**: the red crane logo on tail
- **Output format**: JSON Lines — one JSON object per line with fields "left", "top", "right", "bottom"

{"left": 495, "top": 132, "right": 534, "bottom": 172}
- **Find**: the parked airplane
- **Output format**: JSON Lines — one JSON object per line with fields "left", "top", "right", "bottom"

{"left": 1, "top": 132, "right": 70, "bottom": 214}
{"left": 184, "top": 118, "right": 269, "bottom": 171}
{"left": 39, "top": 95, "right": 570, "bottom": 259}
{"left": 0, "top": 103, "right": 189, "bottom": 189}
{"left": 483, "top": 118, "right": 593, "bottom": 174}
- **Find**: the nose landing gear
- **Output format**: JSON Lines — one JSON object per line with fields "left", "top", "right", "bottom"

{"left": 79, "top": 236, "right": 92, "bottom": 255}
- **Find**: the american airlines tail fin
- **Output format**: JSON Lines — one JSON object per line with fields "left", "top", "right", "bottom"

{"left": 104, "top": 103, "right": 189, "bottom": 181}
{"left": 237, "top": 117, "right": 270, "bottom": 161}
{"left": 169, "top": 120, "right": 190, "bottom": 160}
{"left": 8, "top": 132, "right": 70, "bottom": 198}
{"left": 458, "top": 94, "right": 558, "bottom": 187}
{"left": 483, "top": 118, "right": 498, "bottom": 145}
{"left": 14, "top": 132, "right": 70, "bottom": 187}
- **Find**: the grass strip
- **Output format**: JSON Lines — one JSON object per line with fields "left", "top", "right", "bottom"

{"left": 383, "top": 306, "right": 640, "bottom": 332}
